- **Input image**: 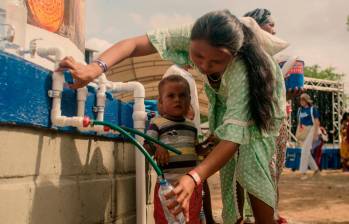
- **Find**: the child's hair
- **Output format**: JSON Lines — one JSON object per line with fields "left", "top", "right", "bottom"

{"left": 158, "top": 74, "right": 191, "bottom": 102}
{"left": 300, "top": 93, "right": 313, "bottom": 106}
{"left": 190, "top": 10, "right": 276, "bottom": 132}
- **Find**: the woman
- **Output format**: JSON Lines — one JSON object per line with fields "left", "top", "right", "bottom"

{"left": 58, "top": 10, "right": 286, "bottom": 224}
{"left": 340, "top": 112, "right": 349, "bottom": 171}
{"left": 244, "top": 8, "right": 278, "bottom": 224}
{"left": 296, "top": 93, "right": 320, "bottom": 179}
{"left": 244, "top": 8, "right": 295, "bottom": 224}
{"left": 244, "top": 8, "right": 275, "bottom": 35}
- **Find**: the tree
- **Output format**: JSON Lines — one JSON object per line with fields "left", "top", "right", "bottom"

{"left": 347, "top": 15, "right": 349, "bottom": 30}
{"left": 304, "top": 65, "right": 343, "bottom": 81}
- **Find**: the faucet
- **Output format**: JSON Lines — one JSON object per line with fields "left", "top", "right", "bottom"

{"left": 0, "top": 23, "right": 40, "bottom": 58}
{"left": 17, "top": 38, "right": 42, "bottom": 57}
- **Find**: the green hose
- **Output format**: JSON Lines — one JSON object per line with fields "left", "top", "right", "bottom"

{"left": 92, "top": 120, "right": 163, "bottom": 176}
{"left": 121, "top": 126, "right": 181, "bottom": 155}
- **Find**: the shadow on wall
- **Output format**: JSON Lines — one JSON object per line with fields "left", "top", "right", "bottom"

{"left": 29, "top": 133, "right": 113, "bottom": 224}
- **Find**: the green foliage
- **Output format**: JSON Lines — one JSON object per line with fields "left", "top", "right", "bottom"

{"left": 304, "top": 65, "right": 343, "bottom": 81}
{"left": 347, "top": 15, "right": 349, "bottom": 30}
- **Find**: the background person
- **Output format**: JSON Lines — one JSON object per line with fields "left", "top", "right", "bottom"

{"left": 244, "top": 8, "right": 294, "bottom": 224}
{"left": 296, "top": 93, "right": 320, "bottom": 179}
{"left": 340, "top": 112, "right": 349, "bottom": 171}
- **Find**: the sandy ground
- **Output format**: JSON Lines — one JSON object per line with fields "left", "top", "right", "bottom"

{"left": 208, "top": 169, "right": 349, "bottom": 224}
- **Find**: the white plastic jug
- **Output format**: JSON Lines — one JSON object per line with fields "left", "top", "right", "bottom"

{"left": 5, "top": 0, "right": 27, "bottom": 48}
{"left": 0, "top": 0, "right": 8, "bottom": 42}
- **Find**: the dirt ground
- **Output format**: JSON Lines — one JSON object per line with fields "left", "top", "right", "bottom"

{"left": 208, "top": 169, "right": 349, "bottom": 224}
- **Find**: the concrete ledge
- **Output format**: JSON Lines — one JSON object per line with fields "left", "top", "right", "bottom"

{"left": 0, "top": 126, "right": 137, "bottom": 224}
{"left": 0, "top": 176, "right": 138, "bottom": 224}
{"left": 0, "top": 126, "right": 132, "bottom": 178}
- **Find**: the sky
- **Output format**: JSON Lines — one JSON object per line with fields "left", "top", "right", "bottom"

{"left": 85, "top": 0, "right": 349, "bottom": 88}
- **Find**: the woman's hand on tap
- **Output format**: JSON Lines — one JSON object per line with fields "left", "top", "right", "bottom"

{"left": 56, "top": 56, "right": 103, "bottom": 89}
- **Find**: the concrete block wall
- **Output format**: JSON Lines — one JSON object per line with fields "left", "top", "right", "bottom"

{"left": 0, "top": 125, "right": 137, "bottom": 224}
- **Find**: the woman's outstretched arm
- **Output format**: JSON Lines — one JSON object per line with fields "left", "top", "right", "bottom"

{"left": 57, "top": 35, "right": 157, "bottom": 88}
{"left": 98, "top": 35, "right": 157, "bottom": 67}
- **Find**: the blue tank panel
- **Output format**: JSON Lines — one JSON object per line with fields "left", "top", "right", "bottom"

{"left": 0, "top": 51, "right": 52, "bottom": 127}
{"left": 0, "top": 51, "right": 134, "bottom": 137}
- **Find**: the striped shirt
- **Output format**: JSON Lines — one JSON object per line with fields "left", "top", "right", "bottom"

{"left": 146, "top": 115, "right": 198, "bottom": 171}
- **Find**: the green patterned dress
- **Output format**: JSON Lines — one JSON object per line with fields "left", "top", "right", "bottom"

{"left": 147, "top": 24, "right": 286, "bottom": 223}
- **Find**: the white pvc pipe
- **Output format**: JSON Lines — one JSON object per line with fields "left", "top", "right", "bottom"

{"left": 36, "top": 47, "right": 63, "bottom": 64}
{"left": 77, "top": 87, "right": 88, "bottom": 117}
{"left": 50, "top": 70, "right": 64, "bottom": 125}
{"left": 76, "top": 74, "right": 107, "bottom": 133}
{"left": 81, "top": 125, "right": 107, "bottom": 133}
{"left": 44, "top": 48, "right": 147, "bottom": 223}
{"left": 37, "top": 47, "right": 87, "bottom": 129}
{"left": 96, "top": 76, "right": 107, "bottom": 121}
{"left": 90, "top": 79, "right": 148, "bottom": 224}
{"left": 131, "top": 86, "right": 147, "bottom": 224}
{"left": 52, "top": 115, "right": 86, "bottom": 128}
{"left": 36, "top": 46, "right": 107, "bottom": 133}
{"left": 135, "top": 130, "right": 146, "bottom": 224}
{"left": 50, "top": 71, "right": 86, "bottom": 128}
{"left": 109, "top": 81, "right": 145, "bottom": 98}
{"left": 109, "top": 81, "right": 147, "bottom": 224}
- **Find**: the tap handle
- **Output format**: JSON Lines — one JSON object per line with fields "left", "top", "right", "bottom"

{"left": 29, "top": 38, "right": 42, "bottom": 57}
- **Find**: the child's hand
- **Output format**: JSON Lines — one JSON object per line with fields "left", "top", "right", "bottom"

{"left": 154, "top": 146, "right": 170, "bottom": 166}
{"left": 195, "top": 134, "right": 219, "bottom": 157}
{"left": 143, "top": 141, "right": 156, "bottom": 155}
{"left": 205, "top": 134, "right": 220, "bottom": 145}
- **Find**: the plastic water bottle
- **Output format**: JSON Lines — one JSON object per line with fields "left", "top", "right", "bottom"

{"left": 158, "top": 178, "right": 186, "bottom": 224}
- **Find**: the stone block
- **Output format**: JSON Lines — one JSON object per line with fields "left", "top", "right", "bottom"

{"left": 0, "top": 179, "right": 32, "bottom": 224}
{"left": 115, "top": 175, "right": 136, "bottom": 217}
{"left": 115, "top": 142, "right": 136, "bottom": 174}
{"left": 79, "top": 178, "right": 113, "bottom": 223}
{"left": 28, "top": 178, "right": 81, "bottom": 224}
